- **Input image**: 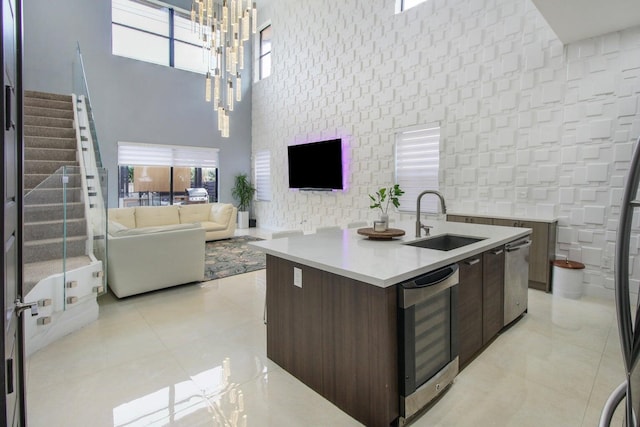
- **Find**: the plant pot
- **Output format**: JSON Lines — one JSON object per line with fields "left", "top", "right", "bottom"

{"left": 238, "top": 211, "right": 250, "bottom": 229}
{"left": 380, "top": 213, "right": 389, "bottom": 230}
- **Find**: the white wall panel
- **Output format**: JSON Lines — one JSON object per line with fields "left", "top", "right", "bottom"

{"left": 252, "top": 0, "right": 640, "bottom": 295}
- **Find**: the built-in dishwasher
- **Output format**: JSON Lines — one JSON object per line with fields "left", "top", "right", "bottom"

{"left": 504, "top": 238, "right": 531, "bottom": 326}
{"left": 398, "top": 264, "right": 459, "bottom": 425}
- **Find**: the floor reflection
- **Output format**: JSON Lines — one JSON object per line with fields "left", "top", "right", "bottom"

{"left": 26, "top": 266, "right": 622, "bottom": 427}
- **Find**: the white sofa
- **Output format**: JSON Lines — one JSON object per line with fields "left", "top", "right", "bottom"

{"left": 109, "top": 203, "right": 237, "bottom": 241}
{"left": 106, "top": 203, "right": 237, "bottom": 298}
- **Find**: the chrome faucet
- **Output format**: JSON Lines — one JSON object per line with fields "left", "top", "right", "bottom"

{"left": 416, "top": 190, "right": 447, "bottom": 237}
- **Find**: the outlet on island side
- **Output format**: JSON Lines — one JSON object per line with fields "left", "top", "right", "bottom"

{"left": 294, "top": 267, "right": 302, "bottom": 288}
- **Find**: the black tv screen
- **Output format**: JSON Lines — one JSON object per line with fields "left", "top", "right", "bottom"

{"left": 288, "top": 139, "right": 344, "bottom": 190}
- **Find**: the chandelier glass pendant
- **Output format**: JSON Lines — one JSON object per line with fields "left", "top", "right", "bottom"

{"left": 191, "top": 0, "right": 257, "bottom": 137}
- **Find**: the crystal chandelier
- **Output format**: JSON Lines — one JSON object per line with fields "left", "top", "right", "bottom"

{"left": 191, "top": 0, "right": 257, "bottom": 137}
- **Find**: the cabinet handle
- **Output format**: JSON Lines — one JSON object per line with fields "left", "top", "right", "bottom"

{"left": 5, "top": 85, "right": 11, "bottom": 131}
{"left": 6, "top": 358, "right": 13, "bottom": 394}
{"left": 464, "top": 258, "right": 480, "bottom": 266}
{"left": 490, "top": 249, "right": 504, "bottom": 255}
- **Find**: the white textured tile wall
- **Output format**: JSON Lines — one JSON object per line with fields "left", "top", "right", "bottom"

{"left": 252, "top": 0, "right": 640, "bottom": 297}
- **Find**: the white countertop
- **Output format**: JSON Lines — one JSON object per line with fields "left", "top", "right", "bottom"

{"left": 249, "top": 220, "right": 531, "bottom": 288}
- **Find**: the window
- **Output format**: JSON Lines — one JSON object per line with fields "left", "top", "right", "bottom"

{"left": 396, "top": 0, "right": 428, "bottom": 13}
{"left": 394, "top": 125, "right": 441, "bottom": 213}
{"left": 259, "top": 24, "right": 272, "bottom": 79}
{"left": 254, "top": 150, "right": 272, "bottom": 201}
{"left": 117, "top": 142, "right": 219, "bottom": 206}
{"left": 112, "top": 0, "right": 207, "bottom": 73}
{"left": 173, "top": 9, "right": 209, "bottom": 74}
{"left": 112, "top": 0, "right": 169, "bottom": 66}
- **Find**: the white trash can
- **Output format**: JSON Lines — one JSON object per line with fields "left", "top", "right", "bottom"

{"left": 552, "top": 259, "right": 585, "bottom": 299}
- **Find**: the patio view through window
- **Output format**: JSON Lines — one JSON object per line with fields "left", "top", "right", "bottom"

{"left": 117, "top": 142, "right": 219, "bottom": 207}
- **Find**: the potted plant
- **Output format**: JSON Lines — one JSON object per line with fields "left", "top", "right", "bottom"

{"left": 369, "top": 184, "right": 404, "bottom": 229}
{"left": 127, "top": 166, "right": 134, "bottom": 194}
{"left": 232, "top": 173, "right": 256, "bottom": 229}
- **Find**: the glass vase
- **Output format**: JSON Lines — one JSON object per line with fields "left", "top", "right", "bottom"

{"left": 380, "top": 213, "right": 389, "bottom": 230}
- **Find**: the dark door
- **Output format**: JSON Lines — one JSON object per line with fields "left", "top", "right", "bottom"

{"left": 2, "top": 0, "right": 24, "bottom": 424}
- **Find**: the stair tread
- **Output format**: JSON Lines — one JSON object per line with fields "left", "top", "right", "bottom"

{"left": 23, "top": 256, "right": 94, "bottom": 289}
{"left": 25, "top": 171, "right": 81, "bottom": 175}
{"left": 24, "top": 163, "right": 79, "bottom": 168}
{"left": 25, "top": 202, "right": 84, "bottom": 207}
{"left": 24, "top": 174, "right": 81, "bottom": 179}
{"left": 24, "top": 255, "right": 92, "bottom": 267}
{"left": 25, "top": 90, "right": 72, "bottom": 100}
{"left": 25, "top": 136, "right": 75, "bottom": 140}
{"left": 26, "top": 186, "right": 82, "bottom": 190}
{"left": 24, "top": 218, "right": 86, "bottom": 226}
{"left": 25, "top": 105, "right": 74, "bottom": 114}
{"left": 24, "top": 104, "right": 72, "bottom": 112}
{"left": 25, "top": 158, "right": 78, "bottom": 161}
{"left": 24, "top": 124, "right": 73, "bottom": 129}
{"left": 24, "top": 115, "right": 73, "bottom": 122}
{"left": 24, "top": 235, "right": 87, "bottom": 245}
{"left": 25, "top": 141, "right": 76, "bottom": 147}
{"left": 25, "top": 147, "right": 76, "bottom": 151}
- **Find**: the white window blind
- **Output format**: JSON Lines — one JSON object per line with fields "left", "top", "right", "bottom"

{"left": 396, "top": 0, "right": 428, "bottom": 13}
{"left": 395, "top": 125, "right": 441, "bottom": 214}
{"left": 118, "top": 142, "right": 219, "bottom": 168}
{"left": 254, "top": 150, "right": 272, "bottom": 201}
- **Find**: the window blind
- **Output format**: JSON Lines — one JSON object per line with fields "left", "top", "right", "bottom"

{"left": 254, "top": 150, "right": 272, "bottom": 201}
{"left": 395, "top": 125, "right": 441, "bottom": 213}
{"left": 396, "top": 0, "right": 428, "bottom": 13}
{"left": 118, "top": 142, "right": 219, "bottom": 168}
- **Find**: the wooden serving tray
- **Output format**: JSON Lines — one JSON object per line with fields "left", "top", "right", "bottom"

{"left": 357, "top": 227, "right": 406, "bottom": 240}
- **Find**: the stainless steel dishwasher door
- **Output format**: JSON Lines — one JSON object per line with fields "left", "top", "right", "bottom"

{"left": 504, "top": 238, "right": 531, "bottom": 326}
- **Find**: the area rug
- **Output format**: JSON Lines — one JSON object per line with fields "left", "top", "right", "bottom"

{"left": 204, "top": 236, "right": 266, "bottom": 280}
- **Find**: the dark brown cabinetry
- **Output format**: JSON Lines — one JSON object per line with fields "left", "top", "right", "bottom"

{"left": 457, "top": 247, "right": 505, "bottom": 369}
{"left": 457, "top": 255, "right": 483, "bottom": 368}
{"left": 266, "top": 255, "right": 398, "bottom": 427}
{"left": 448, "top": 215, "right": 556, "bottom": 292}
{"left": 447, "top": 214, "right": 493, "bottom": 225}
{"left": 482, "top": 246, "right": 505, "bottom": 344}
{"left": 267, "top": 242, "right": 510, "bottom": 423}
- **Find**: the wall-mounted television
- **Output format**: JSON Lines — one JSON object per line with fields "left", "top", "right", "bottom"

{"left": 288, "top": 138, "right": 344, "bottom": 191}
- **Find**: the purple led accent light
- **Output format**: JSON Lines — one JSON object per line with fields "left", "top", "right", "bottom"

{"left": 340, "top": 136, "right": 350, "bottom": 192}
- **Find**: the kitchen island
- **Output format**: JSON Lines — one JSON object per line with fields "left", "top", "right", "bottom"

{"left": 250, "top": 220, "right": 530, "bottom": 426}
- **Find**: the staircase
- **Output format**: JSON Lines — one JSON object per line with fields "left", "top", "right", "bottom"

{"left": 23, "top": 91, "right": 90, "bottom": 294}
{"left": 22, "top": 90, "right": 106, "bottom": 356}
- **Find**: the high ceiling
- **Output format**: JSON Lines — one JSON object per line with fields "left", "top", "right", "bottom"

{"left": 164, "top": 0, "right": 640, "bottom": 45}
{"left": 162, "top": 0, "right": 191, "bottom": 10}
{"left": 161, "top": 0, "right": 265, "bottom": 12}
{"left": 531, "top": 0, "right": 640, "bottom": 44}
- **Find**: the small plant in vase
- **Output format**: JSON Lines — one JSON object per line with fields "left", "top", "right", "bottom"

{"left": 369, "top": 184, "right": 404, "bottom": 230}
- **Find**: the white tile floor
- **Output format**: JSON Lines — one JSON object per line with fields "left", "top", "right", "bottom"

{"left": 26, "top": 238, "right": 627, "bottom": 426}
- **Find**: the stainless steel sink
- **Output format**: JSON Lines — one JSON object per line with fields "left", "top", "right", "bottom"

{"left": 405, "top": 234, "right": 486, "bottom": 251}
